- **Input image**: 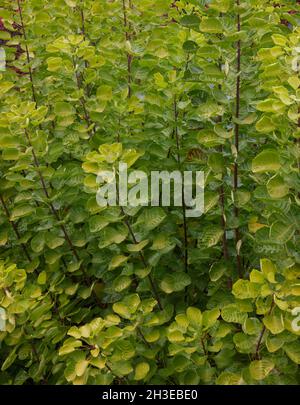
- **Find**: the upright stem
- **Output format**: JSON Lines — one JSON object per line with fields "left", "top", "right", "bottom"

{"left": 296, "top": 57, "right": 300, "bottom": 186}
{"left": 201, "top": 336, "right": 208, "bottom": 356}
{"left": 79, "top": 2, "right": 92, "bottom": 98}
{"left": 137, "top": 327, "right": 150, "bottom": 348}
{"left": 79, "top": 1, "right": 86, "bottom": 41}
{"left": 16, "top": 0, "right": 37, "bottom": 104}
{"left": 216, "top": 14, "right": 229, "bottom": 267}
{"left": 16, "top": 5, "right": 62, "bottom": 171}
{"left": 219, "top": 182, "right": 229, "bottom": 261}
{"left": 174, "top": 96, "right": 189, "bottom": 278}
{"left": 120, "top": 207, "right": 162, "bottom": 310}
{"left": 17, "top": 1, "right": 91, "bottom": 284}
{"left": 24, "top": 129, "right": 84, "bottom": 267}
{"left": 234, "top": 0, "right": 242, "bottom": 278}
{"left": 255, "top": 298, "right": 275, "bottom": 360}
{"left": 122, "top": 0, "right": 132, "bottom": 98}
{"left": 298, "top": 106, "right": 300, "bottom": 187}
{"left": 0, "top": 193, "right": 31, "bottom": 262}
{"left": 72, "top": 57, "right": 95, "bottom": 138}
{"left": 295, "top": 104, "right": 300, "bottom": 201}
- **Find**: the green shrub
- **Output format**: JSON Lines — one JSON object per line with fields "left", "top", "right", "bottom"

{"left": 0, "top": 0, "right": 299, "bottom": 385}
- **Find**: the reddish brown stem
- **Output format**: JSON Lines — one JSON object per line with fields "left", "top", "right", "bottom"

{"left": 215, "top": 19, "right": 230, "bottom": 282}
{"left": 79, "top": 1, "right": 86, "bottom": 41}
{"left": 120, "top": 207, "right": 162, "bottom": 310}
{"left": 255, "top": 299, "right": 275, "bottom": 360}
{"left": 137, "top": 327, "right": 151, "bottom": 348}
{"left": 0, "top": 193, "right": 31, "bottom": 262}
{"left": 201, "top": 337, "right": 208, "bottom": 356}
{"left": 73, "top": 57, "right": 95, "bottom": 138}
{"left": 16, "top": 0, "right": 37, "bottom": 104}
{"left": 24, "top": 129, "right": 82, "bottom": 265}
{"left": 122, "top": 0, "right": 133, "bottom": 98}
{"left": 234, "top": 0, "right": 242, "bottom": 278}
{"left": 174, "top": 97, "right": 188, "bottom": 278}
{"left": 219, "top": 185, "right": 229, "bottom": 261}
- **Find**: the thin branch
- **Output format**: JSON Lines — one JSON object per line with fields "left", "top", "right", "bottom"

{"left": 0, "top": 193, "right": 31, "bottom": 262}
{"left": 122, "top": 0, "right": 133, "bottom": 99}
{"left": 72, "top": 57, "right": 95, "bottom": 138}
{"left": 173, "top": 96, "right": 189, "bottom": 278}
{"left": 216, "top": 14, "right": 230, "bottom": 280}
{"left": 255, "top": 298, "right": 275, "bottom": 360}
{"left": 79, "top": 0, "right": 86, "bottom": 41}
{"left": 296, "top": 69, "right": 300, "bottom": 196}
{"left": 201, "top": 336, "right": 207, "bottom": 356}
{"left": 31, "top": 342, "right": 40, "bottom": 363}
{"left": 219, "top": 184, "right": 229, "bottom": 261}
{"left": 234, "top": 0, "right": 242, "bottom": 278}
{"left": 16, "top": 0, "right": 37, "bottom": 104}
{"left": 120, "top": 206, "right": 162, "bottom": 310}
{"left": 78, "top": 2, "right": 92, "bottom": 96}
{"left": 137, "top": 327, "right": 151, "bottom": 348}
{"left": 24, "top": 129, "right": 85, "bottom": 268}
{"left": 17, "top": 0, "right": 91, "bottom": 286}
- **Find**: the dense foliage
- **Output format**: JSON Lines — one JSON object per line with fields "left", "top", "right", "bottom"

{"left": 0, "top": 0, "right": 299, "bottom": 385}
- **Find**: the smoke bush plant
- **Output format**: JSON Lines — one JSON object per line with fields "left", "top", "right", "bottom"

{"left": 0, "top": 0, "right": 299, "bottom": 385}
